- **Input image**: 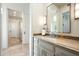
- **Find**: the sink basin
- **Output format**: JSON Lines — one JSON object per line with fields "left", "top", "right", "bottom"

{"left": 44, "top": 34, "right": 59, "bottom": 39}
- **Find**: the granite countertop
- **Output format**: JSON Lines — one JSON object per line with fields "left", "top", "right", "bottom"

{"left": 34, "top": 35, "right": 79, "bottom": 53}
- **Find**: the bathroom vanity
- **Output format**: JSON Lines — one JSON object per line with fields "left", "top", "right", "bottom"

{"left": 32, "top": 3, "right": 79, "bottom": 56}
{"left": 33, "top": 35, "right": 79, "bottom": 56}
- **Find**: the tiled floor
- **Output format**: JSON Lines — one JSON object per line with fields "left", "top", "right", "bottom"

{"left": 8, "top": 37, "right": 22, "bottom": 47}
{"left": 1, "top": 44, "right": 29, "bottom": 56}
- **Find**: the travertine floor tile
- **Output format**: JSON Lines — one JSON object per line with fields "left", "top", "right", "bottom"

{"left": 1, "top": 44, "right": 29, "bottom": 56}
{"left": 8, "top": 37, "right": 22, "bottom": 47}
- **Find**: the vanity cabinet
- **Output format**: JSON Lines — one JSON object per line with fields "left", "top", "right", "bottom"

{"left": 39, "top": 47, "right": 54, "bottom": 56}
{"left": 34, "top": 38, "right": 39, "bottom": 56}
{"left": 33, "top": 38, "right": 54, "bottom": 56}
{"left": 33, "top": 37, "right": 79, "bottom": 56}
{"left": 39, "top": 40, "right": 54, "bottom": 56}
{"left": 55, "top": 46, "right": 78, "bottom": 56}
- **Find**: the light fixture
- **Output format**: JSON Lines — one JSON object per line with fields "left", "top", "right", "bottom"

{"left": 13, "top": 11, "right": 16, "bottom": 16}
{"left": 1, "top": 8, "right": 3, "bottom": 14}
{"left": 39, "top": 16, "right": 46, "bottom": 26}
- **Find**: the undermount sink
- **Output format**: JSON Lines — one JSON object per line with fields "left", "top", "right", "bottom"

{"left": 43, "top": 34, "right": 59, "bottom": 39}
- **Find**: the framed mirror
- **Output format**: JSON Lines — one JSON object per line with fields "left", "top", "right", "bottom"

{"left": 75, "top": 3, "right": 79, "bottom": 20}
{"left": 47, "top": 3, "right": 71, "bottom": 34}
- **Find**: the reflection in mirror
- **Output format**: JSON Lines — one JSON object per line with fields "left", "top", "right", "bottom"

{"left": 47, "top": 3, "right": 71, "bottom": 34}
{"left": 75, "top": 3, "right": 79, "bottom": 19}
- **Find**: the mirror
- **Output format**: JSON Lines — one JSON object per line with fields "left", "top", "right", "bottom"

{"left": 75, "top": 3, "right": 79, "bottom": 20}
{"left": 47, "top": 3, "right": 71, "bottom": 34}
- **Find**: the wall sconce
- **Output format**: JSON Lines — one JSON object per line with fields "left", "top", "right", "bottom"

{"left": 1, "top": 8, "right": 3, "bottom": 14}
{"left": 13, "top": 11, "right": 16, "bottom": 16}
{"left": 75, "top": 3, "right": 79, "bottom": 20}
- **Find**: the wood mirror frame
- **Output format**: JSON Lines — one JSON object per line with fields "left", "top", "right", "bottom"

{"left": 75, "top": 3, "right": 79, "bottom": 20}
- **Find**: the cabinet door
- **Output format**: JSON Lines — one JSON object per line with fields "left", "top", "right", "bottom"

{"left": 55, "top": 46, "right": 77, "bottom": 56}
{"left": 34, "top": 38, "right": 39, "bottom": 56}
{"left": 39, "top": 47, "right": 54, "bottom": 56}
{"left": 39, "top": 40, "right": 54, "bottom": 52}
{"left": 39, "top": 40, "right": 54, "bottom": 56}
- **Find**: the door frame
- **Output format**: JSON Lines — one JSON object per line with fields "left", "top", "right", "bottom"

{"left": 7, "top": 8, "right": 23, "bottom": 47}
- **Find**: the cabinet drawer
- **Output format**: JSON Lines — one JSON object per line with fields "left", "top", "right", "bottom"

{"left": 39, "top": 47, "right": 54, "bottom": 56}
{"left": 39, "top": 40, "right": 54, "bottom": 52}
{"left": 55, "top": 46, "right": 77, "bottom": 56}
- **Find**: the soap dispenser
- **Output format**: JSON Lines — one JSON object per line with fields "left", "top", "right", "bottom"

{"left": 42, "top": 27, "right": 46, "bottom": 36}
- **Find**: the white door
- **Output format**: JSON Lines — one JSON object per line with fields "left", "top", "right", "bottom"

{"left": 9, "top": 20, "right": 20, "bottom": 38}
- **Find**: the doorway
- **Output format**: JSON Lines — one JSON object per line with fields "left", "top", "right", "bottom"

{"left": 1, "top": 3, "right": 30, "bottom": 56}
{"left": 8, "top": 8, "right": 22, "bottom": 47}
{"left": 8, "top": 19, "right": 22, "bottom": 47}
{"left": 1, "top": 8, "right": 29, "bottom": 56}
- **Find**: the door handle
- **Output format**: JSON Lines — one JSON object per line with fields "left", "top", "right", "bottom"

{"left": 24, "top": 32, "right": 25, "bottom": 34}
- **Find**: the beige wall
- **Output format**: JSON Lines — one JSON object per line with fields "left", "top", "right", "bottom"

{"left": 31, "top": 3, "right": 43, "bottom": 34}
{"left": 31, "top": 3, "right": 50, "bottom": 34}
